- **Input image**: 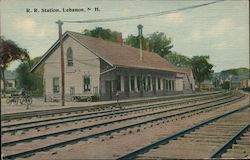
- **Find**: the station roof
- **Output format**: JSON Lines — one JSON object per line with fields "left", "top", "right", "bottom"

{"left": 31, "top": 31, "right": 191, "bottom": 74}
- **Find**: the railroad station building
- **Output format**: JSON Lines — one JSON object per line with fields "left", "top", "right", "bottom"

{"left": 32, "top": 31, "right": 195, "bottom": 101}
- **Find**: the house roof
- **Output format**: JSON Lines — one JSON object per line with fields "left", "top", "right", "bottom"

{"left": 179, "top": 67, "right": 193, "bottom": 76}
{"left": 32, "top": 31, "right": 190, "bottom": 74}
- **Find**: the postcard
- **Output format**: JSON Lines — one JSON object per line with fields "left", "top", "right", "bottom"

{"left": 1, "top": 0, "right": 249, "bottom": 159}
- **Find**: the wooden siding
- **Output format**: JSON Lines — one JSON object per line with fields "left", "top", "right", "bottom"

{"left": 44, "top": 36, "right": 100, "bottom": 100}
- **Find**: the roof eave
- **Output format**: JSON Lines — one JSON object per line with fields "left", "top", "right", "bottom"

{"left": 31, "top": 31, "right": 114, "bottom": 72}
{"left": 115, "top": 65, "right": 185, "bottom": 74}
{"left": 67, "top": 32, "right": 114, "bottom": 67}
{"left": 30, "top": 32, "right": 69, "bottom": 72}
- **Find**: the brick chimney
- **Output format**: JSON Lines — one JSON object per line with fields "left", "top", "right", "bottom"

{"left": 137, "top": 24, "right": 143, "bottom": 61}
{"left": 115, "top": 32, "right": 123, "bottom": 46}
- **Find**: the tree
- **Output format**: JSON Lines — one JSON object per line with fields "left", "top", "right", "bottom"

{"left": 0, "top": 37, "right": 29, "bottom": 94}
{"left": 220, "top": 67, "right": 249, "bottom": 80}
{"left": 148, "top": 32, "right": 173, "bottom": 57}
{"left": 191, "top": 56, "right": 213, "bottom": 90}
{"left": 83, "top": 28, "right": 174, "bottom": 58}
{"left": 165, "top": 51, "right": 191, "bottom": 67}
{"left": 124, "top": 34, "right": 148, "bottom": 50}
{"left": 220, "top": 81, "right": 230, "bottom": 90}
{"left": 125, "top": 32, "right": 173, "bottom": 58}
{"left": 83, "top": 27, "right": 119, "bottom": 42}
{"left": 16, "top": 57, "right": 43, "bottom": 96}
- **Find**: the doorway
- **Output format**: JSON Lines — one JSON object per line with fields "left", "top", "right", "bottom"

{"left": 105, "top": 81, "right": 112, "bottom": 100}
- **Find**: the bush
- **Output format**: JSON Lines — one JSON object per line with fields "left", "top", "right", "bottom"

{"left": 242, "top": 87, "right": 250, "bottom": 92}
{"left": 3, "top": 88, "right": 17, "bottom": 94}
{"left": 221, "top": 81, "right": 230, "bottom": 90}
{"left": 31, "top": 89, "right": 43, "bottom": 97}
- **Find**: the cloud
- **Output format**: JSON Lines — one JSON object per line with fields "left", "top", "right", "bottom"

{"left": 13, "top": 17, "right": 55, "bottom": 38}
{"left": 164, "top": 12, "right": 185, "bottom": 24}
{"left": 15, "top": 17, "right": 37, "bottom": 33}
{"left": 187, "top": 19, "right": 237, "bottom": 42}
{"left": 190, "top": 31, "right": 202, "bottom": 41}
{"left": 121, "top": 8, "right": 130, "bottom": 17}
{"left": 207, "top": 18, "right": 234, "bottom": 37}
{"left": 212, "top": 41, "right": 228, "bottom": 50}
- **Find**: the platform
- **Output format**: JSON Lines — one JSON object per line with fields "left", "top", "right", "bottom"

{"left": 0, "top": 91, "right": 219, "bottom": 115}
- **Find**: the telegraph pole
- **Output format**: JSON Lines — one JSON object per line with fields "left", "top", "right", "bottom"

{"left": 0, "top": 13, "right": 2, "bottom": 111}
{"left": 56, "top": 20, "right": 65, "bottom": 106}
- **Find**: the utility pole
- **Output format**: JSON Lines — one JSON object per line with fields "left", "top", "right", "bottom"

{"left": 137, "top": 24, "right": 143, "bottom": 61}
{"left": 0, "top": 12, "right": 2, "bottom": 111}
{"left": 56, "top": 20, "right": 65, "bottom": 106}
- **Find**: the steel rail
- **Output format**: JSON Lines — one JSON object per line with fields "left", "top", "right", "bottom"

{"left": 116, "top": 105, "right": 249, "bottom": 160}
{"left": 1, "top": 91, "right": 222, "bottom": 121}
{"left": 2, "top": 92, "right": 229, "bottom": 129}
{"left": 210, "top": 123, "right": 250, "bottom": 158}
{"left": 2, "top": 96, "right": 244, "bottom": 159}
{"left": 1, "top": 94, "right": 235, "bottom": 134}
{"left": 2, "top": 95, "right": 240, "bottom": 147}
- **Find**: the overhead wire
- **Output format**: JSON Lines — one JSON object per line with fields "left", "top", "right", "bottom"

{"left": 62, "top": 0, "right": 225, "bottom": 24}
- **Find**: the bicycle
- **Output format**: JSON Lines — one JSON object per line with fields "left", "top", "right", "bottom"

{"left": 19, "top": 95, "right": 32, "bottom": 105}
{"left": 6, "top": 96, "right": 19, "bottom": 105}
{"left": 22, "top": 95, "right": 32, "bottom": 105}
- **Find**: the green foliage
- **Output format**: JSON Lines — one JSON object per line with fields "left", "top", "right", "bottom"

{"left": 124, "top": 35, "right": 148, "bottom": 50}
{"left": 0, "top": 37, "right": 29, "bottom": 67}
{"left": 82, "top": 27, "right": 173, "bottom": 58}
{"left": 242, "top": 87, "right": 250, "bottom": 92}
{"left": 165, "top": 52, "right": 191, "bottom": 67}
{"left": 4, "top": 87, "right": 17, "bottom": 94}
{"left": 0, "top": 37, "right": 30, "bottom": 94}
{"left": 31, "top": 57, "right": 42, "bottom": 66}
{"left": 221, "top": 67, "right": 249, "bottom": 77}
{"left": 83, "top": 27, "right": 119, "bottom": 42}
{"left": 125, "top": 32, "right": 173, "bottom": 58}
{"left": 191, "top": 56, "right": 213, "bottom": 89}
{"left": 148, "top": 32, "right": 173, "bottom": 57}
{"left": 16, "top": 57, "right": 43, "bottom": 96}
{"left": 220, "top": 81, "right": 230, "bottom": 89}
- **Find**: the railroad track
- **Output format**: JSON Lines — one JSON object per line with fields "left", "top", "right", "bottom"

{"left": 1, "top": 92, "right": 231, "bottom": 133}
{"left": 212, "top": 124, "right": 250, "bottom": 159}
{"left": 1, "top": 91, "right": 222, "bottom": 121}
{"left": 118, "top": 104, "right": 249, "bottom": 159}
{"left": 2, "top": 93, "right": 246, "bottom": 159}
{"left": 2, "top": 94, "right": 238, "bottom": 143}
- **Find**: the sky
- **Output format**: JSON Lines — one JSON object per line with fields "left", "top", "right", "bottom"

{"left": 0, "top": 0, "right": 249, "bottom": 72}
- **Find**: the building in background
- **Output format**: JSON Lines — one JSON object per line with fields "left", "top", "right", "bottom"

{"left": 200, "top": 80, "right": 215, "bottom": 91}
{"left": 0, "top": 70, "right": 17, "bottom": 91}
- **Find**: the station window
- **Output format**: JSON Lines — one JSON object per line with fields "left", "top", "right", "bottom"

{"left": 83, "top": 76, "right": 91, "bottom": 92}
{"left": 166, "top": 80, "right": 169, "bottom": 91}
{"left": 147, "top": 76, "right": 151, "bottom": 91}
{"left": 143, "top": 76, "right": 146, "bottom": 91}
{"left": 115, "top": 75, "right": 121, "bottom": 91}
{"left": 169, "top": 80, "right": 172, "bottom": 91}
{"left": 172, "top": 80, "right": 175, "bottom": 91}
{"left": 131, "top": 76, "right": 135, "bottom": 91}
{"left": 53, "top": 77, "right": 60, "bottom": 93}
{"left": 7, "top": 82, "right": 13, "bottom": 88}
{"left": 67, "top": 47, "right": 73, "bottom": 66}
{"left": 70, "top": 87, "right": 75, "bottom": 95}
{"left": 158, "top": 78, "right": 161, "bottom": 90}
